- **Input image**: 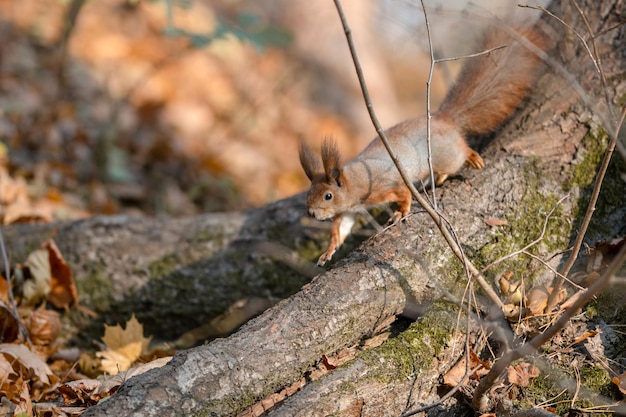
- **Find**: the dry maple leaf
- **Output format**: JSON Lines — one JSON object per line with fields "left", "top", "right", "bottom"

{"left": 97, "top": 314, "right": 152, "bottom": 375}
{"left": 13, "top": 380, "right": 32, "bottom": 417}
{"left": 0, "top": 342, "right": 59, "bottom": 405}
{"left": 0, "top": 353, "right": 23, "bottom": 400}
{"left": 61, "top": 356, "right": 171, "bottom": 406}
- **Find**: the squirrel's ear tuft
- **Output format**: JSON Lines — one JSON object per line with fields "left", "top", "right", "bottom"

{"left": 299, "top": 140, "right": 322, "bottom": 182}
{"left": 321, "top": 138, "right": 343, "bottom": 186}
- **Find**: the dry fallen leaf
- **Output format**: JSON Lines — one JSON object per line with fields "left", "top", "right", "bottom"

{"left": 0, "top": 343, "right": 59, "bottom": 404}
{"left": 483, "top": 217, "right": 508, "bottom": 227}
{"left": 0, "top": 344, "right": 57, "bottom": 385}
{"left": 22, "top": 248, "right": 51, "bottom": 306}
{"left": 612, "top": 371, "right": 626, "bottom": 395}
{"left": 0, "top": 353, "right": 23, "bottom": 400}
{"left": 60, "top": 356, "right": 172, "bottom": 406}
{"left": 443, "top": 347, "right": 490, "bottom": 387}
{"left": 44, "top": 239, "right": 78, "bottom": 309}
{"left": 507, "top": 362, "right": 540, "bottom": 387}
{"left": 59, "top": 378, "right": 112, "bottom": 406}
{"left": 24, "top": 308, "right": 62, "bottom": 347}
{"left": 13, "top": 380, "right": 32, "bottom": 417}
{"left": 525, "top": 286, "right": 549, "bottom": 316}
{"left": 502, "top": 303, "right": 521, "bottom": 320}
{"left": 0, "top": 302, "right": 20, "bottom": 343}
{"left": 97, "top": 314, "right": 152, "bottom": 375}
{"left": 572, "top": 329, "right": 599, "bottom": 345}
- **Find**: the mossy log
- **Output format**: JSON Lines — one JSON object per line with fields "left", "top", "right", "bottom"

{"left": 3, "top": 0, "right": 625, "bottom": 415}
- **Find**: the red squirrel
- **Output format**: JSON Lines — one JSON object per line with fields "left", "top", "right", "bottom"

{"left": 300, "top": 27, "right": 545, "bottom": 266}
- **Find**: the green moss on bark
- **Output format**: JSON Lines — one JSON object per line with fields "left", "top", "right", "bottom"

{"left": 565, "top": 125, "right": 626, "bottom": 242}
{"left": 359, "top": 305, "right": 456, "bottom": 383}
{"left": 476, "top": 160, "right": 570, "bottom": 282}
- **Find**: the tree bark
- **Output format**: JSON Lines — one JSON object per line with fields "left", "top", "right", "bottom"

{"left": 4, "top": 0, "right": 625, "bottom": 415}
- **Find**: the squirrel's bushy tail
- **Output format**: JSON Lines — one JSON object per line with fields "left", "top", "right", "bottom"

{"left": 436, "top": 26, "right": 546, "bottom": 136}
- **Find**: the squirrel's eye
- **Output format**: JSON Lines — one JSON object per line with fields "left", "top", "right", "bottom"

{"left": 324, "top": 192, "right": 333, "bottom": 201}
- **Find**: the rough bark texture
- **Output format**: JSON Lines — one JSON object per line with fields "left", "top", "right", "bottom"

{"left": 3, "top": 0, "right": 625, "bottom": 415}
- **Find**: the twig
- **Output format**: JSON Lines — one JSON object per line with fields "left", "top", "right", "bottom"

{"left": 331, "top": 0, "right": 504, "bottom": 310}
{"left": 521, "top": 251, "right": 585, "bottom": 292}
{"left": 571, "top": 0, "right": 616, "bottom": 121}
{"left": 401, "top": 365, "right": 483, "bottom": 417}
{"left": 419, "top": 0, "right": 506, "bottom": 208}
{"left": 547, "top": 105, "right": 626, "bottom": 311}
{"left": 56, "top": 0, "right": 86, "bottom": 92}
{"left": 471, "top": 241, "right": 626, "bottom": 412}
{"left": 435, "top": 45, "right": 507, "bottom": 64}
{"left": 0, "top": 229, "right": 30, "bottom": 343}
{"left": 532, "top": 0, "right": 626, "bottom": 310}
{"left": 526, "top": 4, "right": 601, "bottom": 74}
{"left": 421, "top": 0, "right": 438, "bottom": 208}
{"left": 481, "top": 194, "right": 568, "bottom": 273}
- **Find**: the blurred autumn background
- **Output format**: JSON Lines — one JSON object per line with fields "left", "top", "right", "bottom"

{"left": 0, "top": 0, "right": 548, "bottom": 415}
{"left": 0, "top": 0, "right": 542, "bottom": 222}
{"left": 0, "top": 0, "right": 453, "bottom": 224}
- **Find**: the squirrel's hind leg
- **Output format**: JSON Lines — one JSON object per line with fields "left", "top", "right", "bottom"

{"left": 466, "top": 148, "right": 485, "bottom": 169}
{"left": 391, "top": 187, "right": 412, "bottom": 223}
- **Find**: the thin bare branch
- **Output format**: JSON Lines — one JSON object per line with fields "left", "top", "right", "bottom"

{"left": 435, "top": 45, "right": 507, "bottom": 64}
{"left": 571, "top": 0, "right": 616, "bottom": 121}
{"left": 481, "top": 194, "right": 568, "bottom": 273}
{"left": 331, "top": 0, "right": 504, "bottom": 309}
{"left": 548, "top": 104, "right": 626, "bottom": 310}
{"left": 0, "top": 229, "right": 30, "bottom": 343}
{"left": 525, "top": 4, "right": 601, "bottom": 74}
{"left": 420, "top": 0, "right": 438, "bottom": 208}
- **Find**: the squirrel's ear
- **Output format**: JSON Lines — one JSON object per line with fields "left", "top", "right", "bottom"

{"left": 321, "top": 138, "right": 343, "bottom": 187}
{"left": 299, "top": 141, "right": 322, "bottom": 182}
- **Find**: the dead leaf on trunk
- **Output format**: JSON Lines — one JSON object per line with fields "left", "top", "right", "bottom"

{"left": 483, "top": 217, "right": 508, "bottom": 227}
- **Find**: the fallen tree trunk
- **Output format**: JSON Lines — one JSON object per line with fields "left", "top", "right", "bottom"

{"left": 5, "top": 0, "right": 625, "bottom": 415}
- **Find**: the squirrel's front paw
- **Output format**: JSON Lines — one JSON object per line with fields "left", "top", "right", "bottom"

{"left": 317, "top": 250, "right": 335, "bottom": 267}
